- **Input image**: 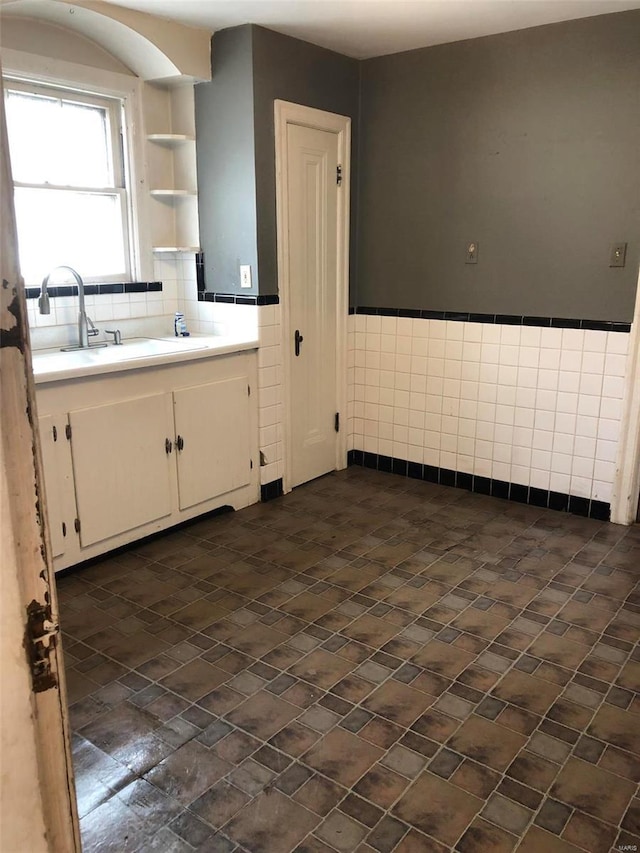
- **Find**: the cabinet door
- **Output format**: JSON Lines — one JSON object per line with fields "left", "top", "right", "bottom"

{"left": 69, "top": 393, "right": 173, "bottom": 548}
{"left": 38, "top": 415, "right": 75, "bottom": 559}
{"left": 173, "top": 377, "right": 252, "bottom": 511}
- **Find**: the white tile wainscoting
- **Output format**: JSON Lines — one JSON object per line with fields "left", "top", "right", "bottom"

{"left": 347, "top": 311, "right": 631, "bottom": 518}
{"left": 183, "top": 299, "right": 630, "bottom": 516}
{"left": 38, "top": 257, "right": 630, "bottom": 519}
{"left": 257, "top": 302, "right": 285, "bottom": 487}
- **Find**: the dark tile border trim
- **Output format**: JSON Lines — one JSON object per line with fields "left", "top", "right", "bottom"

{"left": 350, "top": 306, "right": 631, "bottom": 333}
{"left": 347, "top": 450, "right": 611, "bottom": 521}
{"left": 25, "top": 282, "right": 162, "bottom": 299}
{"left": 261, "top": 478, "right": 284, "bottom": 502}
{"left": 198, "top": 292, "right": 279, "bottom": 306}
{"left": 196, "top": 252, "right": 206, "bottom": 292}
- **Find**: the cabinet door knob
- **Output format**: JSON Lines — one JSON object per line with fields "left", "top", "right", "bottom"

{"left": 175, "top": 435, "right": 185, "bottom": 452}
{"left": 294, "top": 329, "right": 304, "bottom": 356}
{"left": 165, "top": 438, "right": 173, "bottom": 454}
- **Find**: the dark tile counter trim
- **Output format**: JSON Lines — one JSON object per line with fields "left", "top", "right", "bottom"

{"left": 348, "top": 306, "right": 631, "bottom": 333}
{"left": 25, "top": 282, "right": 162, "bottom": 299}
{"left": 198, "top": 292, "right": 280, "bottom": 306}
{"left": 347, "top": 450, "right": 611, "bottom": 521}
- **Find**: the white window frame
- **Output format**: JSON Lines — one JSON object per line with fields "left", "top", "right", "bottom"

{"left": 6, "top": 78, "right": 134, "bottom": 283}
{"left": 1, "top": 48, "right": 152, "bottom": 284}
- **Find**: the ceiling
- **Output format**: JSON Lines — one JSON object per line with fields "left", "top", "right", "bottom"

{"left": 102, "top": 0, "right": 640, "bottom": 58}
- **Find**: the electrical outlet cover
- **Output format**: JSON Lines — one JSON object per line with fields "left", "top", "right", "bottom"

{"left": 466, "top": 242, "right": 479, "bottom": 264}
{"left": 240, "top": 265, "right": 252, "bottom": 288}
{"left": 609, "top": 243, "right": 627, "bottom": 268}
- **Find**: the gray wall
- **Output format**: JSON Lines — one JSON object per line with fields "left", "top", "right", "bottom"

{"left": 357, "top": 12, "right": 640, "bottom": 320}
{"left": 195, "top": 26, "right": 259, "bottom": 294}
{"left": 252, "top": 27, "right": 360, "bottom": 296}
{"left": 195, "top": 24, "right": 360, "bottom": 296}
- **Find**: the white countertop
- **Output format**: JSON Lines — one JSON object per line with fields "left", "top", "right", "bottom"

{"left": 32, "top": 335, "right": 259, "bottom": 384}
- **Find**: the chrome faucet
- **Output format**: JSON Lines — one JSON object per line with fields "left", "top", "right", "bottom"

{"left": 39, "top": 265, "right": 106, "bottom": 351}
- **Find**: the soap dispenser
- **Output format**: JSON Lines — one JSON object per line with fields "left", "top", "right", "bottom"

{"left": 174, "top": 312, "right": 189, "bottom": 336}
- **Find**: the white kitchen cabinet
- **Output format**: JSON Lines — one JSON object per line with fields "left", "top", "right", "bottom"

{"left": 173, "top": 377, "right": 252, "bottom": 511}
{"left": 36, "top": 350, "right": 259, "bottom": 571}
{"left": 38, "top": 414, "right": 75, "bottom": 560}
{"left": 68, "top": 393, "right": 174, "bottom": 548}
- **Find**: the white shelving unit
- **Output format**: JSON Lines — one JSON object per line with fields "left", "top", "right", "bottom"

{"left": 144, "top": 82, "right": 200, "bottom": 254}
{"left": 152, "top": 246, "right": 201, "bottom": 253}
{"left": 146, "top": 133, "right": 195, "bottom": 144}
{"left": 149, "top": 189, "right": 196, "bottom": 197}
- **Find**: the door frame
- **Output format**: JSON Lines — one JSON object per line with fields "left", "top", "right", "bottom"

{"left": 611, "top": 266, "right": 640, "bottom": 524}
{"left": 1, "top": 81, "right": 80, "bottom": 850}
{"left": 274, "top": 99, "right": 351, "bottom": 494}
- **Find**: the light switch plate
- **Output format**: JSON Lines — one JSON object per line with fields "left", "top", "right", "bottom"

{"left": 240, "top": 265, "right": 252, "bottom": 288}
{"left": 609, "top": 243, "right": 627, "bottom": 268}
{"left": 466, "top": 242, "right": 479, "bottom": 264}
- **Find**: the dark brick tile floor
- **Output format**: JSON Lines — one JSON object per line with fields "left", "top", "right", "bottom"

{"left": 57, "top": 468, "right": 640, "bottom": 852}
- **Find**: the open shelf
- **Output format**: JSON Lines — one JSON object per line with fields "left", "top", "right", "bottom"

{"left": 144, "top": 82, "right": 199, "bottom": 255}
{"left": 153, "top": 246, "right": 201, "bottom": 253}
{"left": 150, "top": 189, "right": 196, "bottom": 197}
{"left": 147, "top": 133, "right": 194, "bottom": 144}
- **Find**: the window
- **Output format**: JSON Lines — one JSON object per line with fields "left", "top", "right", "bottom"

{"left": 5, "top": 80, "right": 133, "bottom": 285}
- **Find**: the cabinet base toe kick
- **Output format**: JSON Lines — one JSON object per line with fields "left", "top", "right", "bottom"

{"left": 54, "top": 500, "right": 242, "bottom": 576}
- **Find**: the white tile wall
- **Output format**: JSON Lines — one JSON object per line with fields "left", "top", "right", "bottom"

{"left": 179, "top": 272, "right": 260, "bottom": 342}
{"left": 348, "top": 313, "right": 631, "bottom": 503}
{"left": 257, "top": 304, "right": 284, "bottom": 486}
{"left": 36, "top": 268, "right": 626, "bottom": 506}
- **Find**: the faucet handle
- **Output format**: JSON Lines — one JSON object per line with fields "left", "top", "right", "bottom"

{"left": 105, "top": 329, "right": 122, "bottom": 345}
{"left": 86, "top": 314, "right": 99, "bottom": 336}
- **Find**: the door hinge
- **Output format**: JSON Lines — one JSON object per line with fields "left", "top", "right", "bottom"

{"left": 74, "top": 517, "right": 81, "bottom": 534}
{"left": 65, "top": 423, "right": 72, "bottom": 440}
{"left": 336, "top": 165, "right": 343, "bottom": 186}
{"left": 335, "top": 412, "right": 340, "bottom": 432}
{"left": 25, "top": 600, "right": 59, "bottom": 693}
{"left": 52, "top": 425, "right": 57, "bottom": 441}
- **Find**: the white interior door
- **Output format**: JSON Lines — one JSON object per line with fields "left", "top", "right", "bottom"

{"left": 1, "top": 84, "right": 80, "bottom": 850}
{"left": 287, "top": 122, "right": 339, "bottom": 488}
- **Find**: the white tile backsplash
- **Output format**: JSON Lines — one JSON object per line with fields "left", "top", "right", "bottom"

{"left": 348, "top": 313, "right": 631, "bottom": 503}
{"left": 28, "top": 254, "right": 191, "bottom": 350}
